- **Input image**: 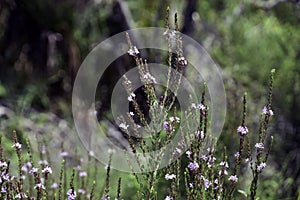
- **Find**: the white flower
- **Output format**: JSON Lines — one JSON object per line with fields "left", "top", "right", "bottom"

{"left": 128, "top": 93, "right": 136, "bottom": 102}
{"left": 15, "top": 193, "right": 27, "bottom": 199}
{"left": 1, "top": 172, "right": 9, "bottom": 181}
{"left": 169, "top": 116, "right": 175, "bottom": 122}
{"left": 164, "top": 196, "right": 173, "bottom": 200}
{"left": 195, "top": 130, "right": 204, "bottom": 139}
{"left": 178, "top": 56, "right": 188, "bottom": 66}
{"left": 78, "top": 188, "right": 86, "bottom": 194}
{"left": 124, "top": 79, "right": 131, "bottom": 85}
{"left": 127, "top": 46, "right": 139, "bottom": 56}
{"left": 51, "top": 182, "right": 58, "bottom": 189}
{"left": 108, "top": 148, "right": 116, "bottom": 154}
{"left": 201, "top": 155, "right": 208, "bottom": 161}
{"left": 119, "top": 122, "right": 129, "bottom": 130}
{"left": 0, "top": 161, "right": 7, "bottom": 168}
{"left": 165, "top": 173, "right": 176, "bottom": 180}
{"left": 237, "top": 126, "right": 249, "bottom": 135}
{"left": 60, "top": 151, "right": 69, "bottom": 157}
{"left": 79, "top": 171, "right": 87, "bottom": 177}
{"left": 29, "top": 168, "right": 39, "bottom": 174}
{"left": 12, "top": 142, "right": 22, "bottom": 149}
{"left": 220, "top": 161, "right": 229, "bottom": 168}
{"left": 186, "top": 150, "right": 192, "bottom": 158}
{"left": 175, "top": 148, "right": 182, "bottom": 154}
{"left": 228, "top": 175, "right": 238, "bottom": 182}
{"left": 197, "top": 103, "right": 206, "bottom": 111}
{"left": 255, "top": 142, "right": 264, "bottom": 150}
{"left": 234, "top": 152, "right": 240, "bottom": 158}
{"left": 42, "top": 166, "right": 52, "bottom": 174}
{"left": 163, "top": 29, "right": 176, "bottom": 38}
{"left": 38, "top": 160, "right": 49, "bottom": 166}
{"left": 41, "top": 144, "right": 46, "bottom": 154}
{"left": 191, "top": 103, "right": 197, "bottom": 109}
{"left": 214, "top": 179, "right": 219, "bottom": 184}
{"left": 1, "top": 187, "right": 7, "bottom": 193}
{"left": 257, "top": 162, "right": 267, "bottom": 171}
{"left": 143, "top": 73, "right": 157, "bottom": 84}
{"left": 262, "top": 106, "right": 274, "bottom": 116}
{"left": 26, "top": 162, "right": 32, "bottom": 168}
{"left": 89, "top": 151, "right": 95, "bottom": 157}
{"left": 34, "top": 183, "right": 45, "bottom": 190}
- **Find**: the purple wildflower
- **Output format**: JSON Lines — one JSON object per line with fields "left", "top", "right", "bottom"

{"left": 51, "top": 182, "right": 58, "bottom": 189}
{"left": 1, "top": 187, "right": 6, "bottom": 193}
{"left": 60, "top": 151, "right": 69, "bottom": 157}
{"left": 237, "top": 126, "right": 249, "bottom": 135}
{"left": 79, "top": 171, "right": 87, "bottom": 177}
{"left": 67, "top": 189, "right": 77, "bottom": 200}
{"left": 188, "top": 161, "right": 199, "bottom": 171}
{"left": 257, "top": 162, "right": 267, "bottom": 171}
{"left": 255, "top": 142, "right": 264, "bottom": 150}
{"left": 228, "top": 175, "right": 238, "bottom": 183}
{"left": 197, "top": 103, "right": 206, "bottom": 111}
{"left": 262, "top": 106, "right": 274, "bottom": 116}
{"left": 163, "top": 121, "right": 168, "bottom": 131}
{"left": 78, "top": 188, "right": 86, "bottom": 194}
{"left": 195, "top": 130, "right": 204, "bottom": 139}
{"left": 29, "top": 168, "right": 39, "bottom": 174}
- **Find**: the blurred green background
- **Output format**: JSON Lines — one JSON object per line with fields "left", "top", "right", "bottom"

{"left": 0, "top": 0, "right": 299, "bottom": 199}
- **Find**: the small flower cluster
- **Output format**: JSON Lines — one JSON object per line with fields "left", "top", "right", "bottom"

{"left": 119, "top": 122, "right": 129, "bottom": 130}
{"left": 0, "top": 131, "right": 124, "bottom": 200}
{"left": 262, "top": 106, "right": 274, "bottom": 116}
{"left": 237, "top": 125, "right": 249, "bottom": 136}
{"left": 67, "top": 189, "right": 77, "bottom": 200}
{"left": 187, "top": 161, "right": 199, "bottom": 171}
{"left": 177, "top": 56, "right": 188, "bottom": 67}
{"left": 191, "top": 103, "right": 206, "bottom": 111}
{"left": 195, "top": 130, "right": 205, "bottom": 140}
{"left": 127, "top": 92, "right": 136, "bottom": 102}
{"left": 163, "top": 28, "right": 176, "bottom": 39}
{"left": 142, "top": 72, "right": 157, "bottom": 84}
{"left": 165, "top": 173, "right": 176, "bottom": 180}
{"left": 127, "top": 46, "right": 139, "bottom": 56}
{"left": 163, "top": 116, "right": 180, "bottom": 133}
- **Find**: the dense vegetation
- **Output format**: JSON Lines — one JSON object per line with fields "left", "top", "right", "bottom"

{"left": 0, "top": 0, "right": 299, "bottom": 199}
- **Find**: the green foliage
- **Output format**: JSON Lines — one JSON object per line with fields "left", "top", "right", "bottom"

{"left": 0, "top": 0, "right": 299, "bottom": 199}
